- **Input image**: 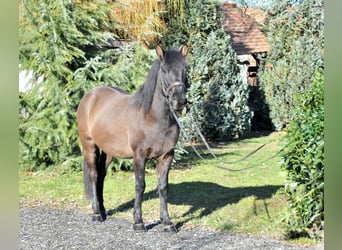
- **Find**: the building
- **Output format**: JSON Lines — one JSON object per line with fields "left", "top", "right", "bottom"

{"left": 220, "top": 2, "right": 270, "bottom": 86}
{"left": 220, "top": 2, "right": 272, "bottom": 130}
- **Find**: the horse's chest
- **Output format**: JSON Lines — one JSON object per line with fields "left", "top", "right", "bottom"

{"left": 145, "top": 127, "right": 179, "bottom": 159}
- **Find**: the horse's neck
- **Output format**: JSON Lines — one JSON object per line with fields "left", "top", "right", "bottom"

{"left": 150, "top": 84, "right": 174, "bottom": 127}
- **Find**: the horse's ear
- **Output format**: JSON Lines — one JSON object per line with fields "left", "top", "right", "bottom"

{"left": 156, "top": 44, "right": 164, "bottom": 60}
{"left": 179, "top": 44, "right": 188, "bottom": 57}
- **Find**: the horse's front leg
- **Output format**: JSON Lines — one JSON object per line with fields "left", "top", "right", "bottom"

{"left": 132, "top": 152, "right": 147, "bottom": 231}
{"left": 157, "top": 151, "right": 178, "bottom": 232}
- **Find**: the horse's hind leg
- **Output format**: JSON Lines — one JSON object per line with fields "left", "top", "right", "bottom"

{"left": 83, "top": 144, "right": 105, "bottom": 222}
{"left": 96, "top": 151, "right": 111, "bottom": 220}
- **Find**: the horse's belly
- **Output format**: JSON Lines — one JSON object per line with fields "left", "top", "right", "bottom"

{"left": 107, "top": 144, "right": 133, "bottom": 159}
{"left": 89, "top": 119, "right": 133, "bottom": 158}
{"left": 88, "top": 90, "right": 134, "bottom": 158}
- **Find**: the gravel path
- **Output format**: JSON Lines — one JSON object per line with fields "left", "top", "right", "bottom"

{"left": 19, "top": 208, "right": 322, "bottom": 250}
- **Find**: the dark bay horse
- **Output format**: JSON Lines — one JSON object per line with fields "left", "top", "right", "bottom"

{"left": 77, "top": 45, "right": 189, "bottom": 232}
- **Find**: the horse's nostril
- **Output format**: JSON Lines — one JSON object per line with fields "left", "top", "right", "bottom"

{"left": 177, "top": 99, "right": 186, "bottom": 107}
{"left": 177, "top": 99, "right": 187, "bottom": 111}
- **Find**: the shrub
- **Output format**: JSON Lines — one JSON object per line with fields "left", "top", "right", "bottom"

{"left": 19, "top": 0, "right": 110, "bottom": 171}
{"left": 20, "top": 41, "right": 154, "bottom": 172}
{"left": 187, "top": 31, "right": 251, "bottom": 140}
{"left": 281, "top": 72, "right": 324, "bottom": 238}
{"left": 260, "top": 0, "right": 324, "bottom": 130}
{"left": 19, "top": 0, "right": 155, "bottom": 171}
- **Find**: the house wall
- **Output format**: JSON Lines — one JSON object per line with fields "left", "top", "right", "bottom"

{"left": 237, "top": 54, "right": 258, "bottom": 87}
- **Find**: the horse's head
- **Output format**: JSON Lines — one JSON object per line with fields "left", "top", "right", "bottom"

{"left": 156, "top": 44, "right": 189, "bottom": 112}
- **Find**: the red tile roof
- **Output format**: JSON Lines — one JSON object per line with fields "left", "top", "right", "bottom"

{"left": 220, "top": 3, "right": 270, "bottom": 55}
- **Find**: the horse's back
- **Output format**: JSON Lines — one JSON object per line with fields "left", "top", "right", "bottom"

{"left": 77, "top": 86, "right": 129, "bottom": 124}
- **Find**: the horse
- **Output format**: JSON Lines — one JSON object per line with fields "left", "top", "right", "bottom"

{"left": 76, "top": 44, "right": 189, "bottom": 232}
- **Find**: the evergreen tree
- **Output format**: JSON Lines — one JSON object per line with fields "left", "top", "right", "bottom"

{"left": 189, "top": 31, "right": 251, "bottom": 140}
{"left": 259, "top": 0, "right": 324, "bottom": 237}
{"left": 163, "top": 0, "right": 251, "bottom": 140}
{"left": 19, "top": 0, "right": 111, "bottom": 170}
{"left": 260, "top": 0, "right": 324, "bottom": 130}
{"left": 19, "top": 0, "right": 154, "bottom": 170}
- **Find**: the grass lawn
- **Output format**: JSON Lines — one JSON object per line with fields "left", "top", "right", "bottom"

{"left": 19, "top": 132, "right": 316, "bottom": 245}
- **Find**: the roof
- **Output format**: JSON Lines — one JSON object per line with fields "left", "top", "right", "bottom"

{"left": 220, "top": 3, "right": 270, "bottom": 55}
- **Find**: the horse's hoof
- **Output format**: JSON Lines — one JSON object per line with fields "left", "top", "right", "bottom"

{"left": 133, "top": 223, "right": 147, "bottom": 232}
{"left": 92, "top": 214, "right": 104, "bottom": 222}
{"left": 100, "top": 210, "right": 107, "bottom": 221}
{"left": 162, "top": 224, "right": 178, "bottom": 233}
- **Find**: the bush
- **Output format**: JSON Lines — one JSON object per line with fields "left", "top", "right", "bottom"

{"left": 260, "top": 0, "right": 324, "bottom": 130}
{"left": 19, "top": 0, "right": 155, "bottom": 171}
{"left": 187, "top": 31, "right": 251, "bottom": 140}
{"left": 281, "top": 72, "right": 324, "bottom": 238}
{"left": 19, "top": 0, "right": 112, "bottom": 171}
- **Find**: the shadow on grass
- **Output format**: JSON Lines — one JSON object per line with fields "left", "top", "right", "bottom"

{"left": 174, "top": 130, "right": 274, "bottom": 169}
{"left": 175, "top": 150, "right": 238, "bottom": 169}
{"left": 107, "top": 182, "right": 282, "bottom": 230}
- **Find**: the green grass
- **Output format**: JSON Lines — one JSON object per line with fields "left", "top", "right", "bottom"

{"left": 19, "top": 132, "right": 316, "bottom": 245}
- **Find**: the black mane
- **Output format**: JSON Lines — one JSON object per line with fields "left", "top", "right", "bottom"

{"left": 132, "top": 59, "right": 160, "bottom": 113}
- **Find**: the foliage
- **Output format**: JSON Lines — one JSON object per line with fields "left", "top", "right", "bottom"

{"left": 163, "top": 0, "right": 251, "bottom": 141}
{"left": 72, "top": 43, "right": 155, "bottom": 95}
{"left": 281, "top": 72, "right": 324, "bottom": 238}
{"left": 20, "top": 43, "right": 154, "bottom": 171}
{"left": 19, "top": 0, "right": 111, "bottom": 170}
{"left": 18, "top": 0, "right": 254, "bottom": 171}
{"left": 187, "top": 31, "right": 251, "bottom": 140}
{"left": 19, "top": 0, "right": 154, "bottom": 171}
{"left": 159, "top": 0, "right": 191, "bottom": 47}
{"left": 258, "top": 1, "right": 324, "bottom": 237}
{"left": 110, "top": 0, "right": 188, "bottom": 47}
{"left": 259, "top": 0, "right": 324, "bottom": 130}
{"left": 224, "top": 0, "right": 279, "bottom": 9}
{"left": 111, "top": 0, "right": 164, "bottom": 46}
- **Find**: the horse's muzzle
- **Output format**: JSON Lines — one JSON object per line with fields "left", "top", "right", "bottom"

{"left": 167, "top": 81, "right": 187, "bottom": 112}
{"left": 174, "top": 98, "right": 187, "bottom": 111}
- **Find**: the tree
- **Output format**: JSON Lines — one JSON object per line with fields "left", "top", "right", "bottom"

{"left": 259, "top": 0, "right": 324, "bottom": 130}
{"left": 259, "top": 0, "right": 324, "bottom": 238}
{"left": 19, "top": 0, "right": 154, "bottom": 171}
{"left": 162, "top": 0, "right": 251, "bottom": 141}
{"left": 189, "top": 0, "right": 251, "bottom": 140}
{"left": 188, "top": 31, "right": 251, "bottom": 140}
{"left": 221, "top": 0, "right": 279, "bottom": 9}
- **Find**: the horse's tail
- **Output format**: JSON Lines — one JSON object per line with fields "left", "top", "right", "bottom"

{"left": 83, "top": 148, "right": 107, "bottom": 201}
